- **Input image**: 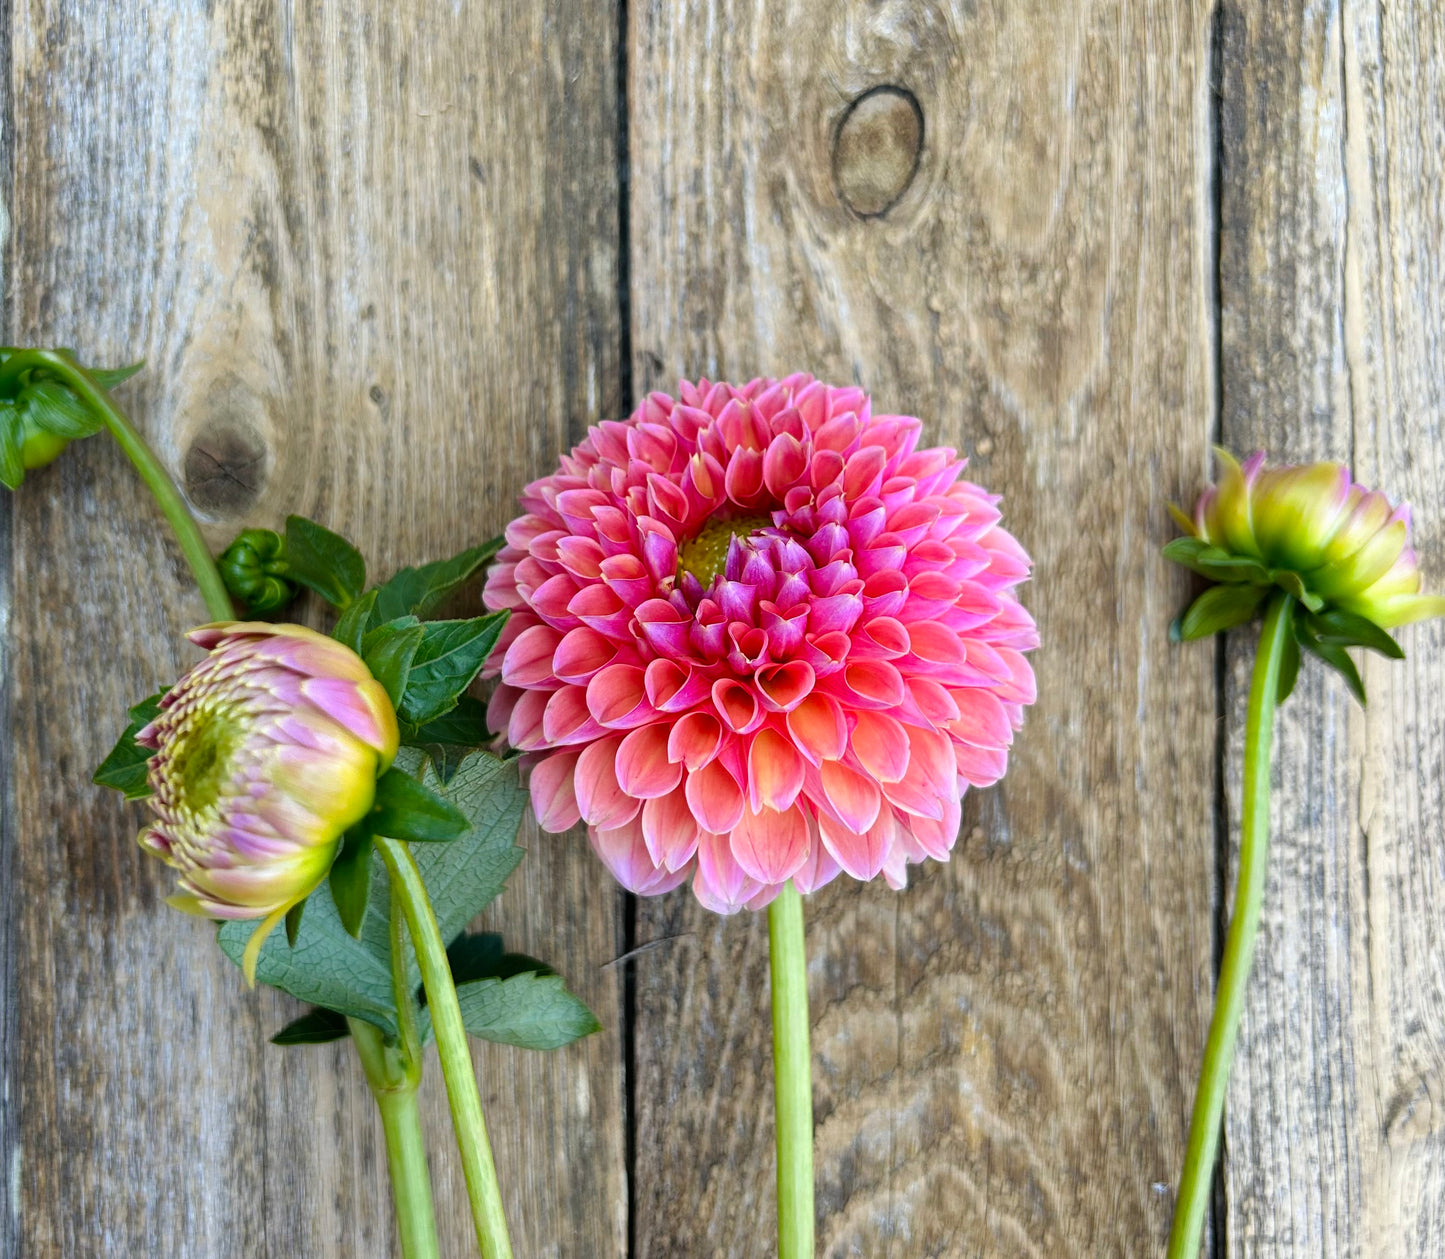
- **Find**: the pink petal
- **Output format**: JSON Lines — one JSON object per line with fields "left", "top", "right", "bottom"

{"left": 693, "top": 830, "right": 764, "bottom": 914}
{"left": 785, "top": 692, "right": 848, "bottom": 765}
{"left": 685, "top": 759, "right": 745, "bottom": 834}
{"left": 746, "top": 728, "right": 806, "bottom": 813}
{"left": 586, "top": 663, "right": 655, "bottom": 729}
{"left": 667, "top": 710, "right": 723, "bottom": 770}
{"left": 819, "top": 760, "right": 882, "bottom": 832}
{"left": 850, "top": 710, "right": 910, "bottom": 783}
{"left": 616, "top": 724, "right": 684, "bottom": 799}
{"left": 574, "top": 735, "right": 641, "bottom": 829}
{"left": 729, "top": 803, "right": 810, "bottom": 884}
{"left": 755, "top": 660, "right": 816, "bottom": 712}
{"left": 818, "top": 808, "right": 895, "bottom": 882}
{"left": 529, "top": 750, "right": 582, "bottom": 832}
{"left": 641, "top": 786, "right": 702, "bottom": 871}
{"left": 552, "top": 627, "right": 620, "bottom": 684}
{"left": 712, "top": 679, "right": 763, "bottom": 734}
{"left": 501, "top": 623, "right": 563, "bottom": 687}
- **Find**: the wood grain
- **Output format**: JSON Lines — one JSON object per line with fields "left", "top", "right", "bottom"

{"left": 0, "top": 3, "right": 625, "bottom": 1255}
{"left": 1219, "top": 1, "right": 1445, "bottom": 1254}
{"left": 625, "top": 1, "right": 1219, "bottom": 1254}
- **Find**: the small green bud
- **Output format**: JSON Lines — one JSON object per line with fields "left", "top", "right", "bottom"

{"left": 19, "top": 418, "right": 69, "bottom": 471}
{"left": 219, "top": 528, "right": 298, "bottom": 615}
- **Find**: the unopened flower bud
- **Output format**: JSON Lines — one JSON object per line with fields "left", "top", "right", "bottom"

{"left": 1172, "top": 450, "right": 1445, "bottom": 629}
{"left": 138, "top": 622, "right": 400, "bottom": 981}
{"left": 219, "top": 528, "right": 297, "bottom": 615}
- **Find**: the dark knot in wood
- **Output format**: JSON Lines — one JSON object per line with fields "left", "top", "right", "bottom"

{"left": 184, "top": 420, "right": 268, "bottom": 517}
{"left": 832, "top": 86, "right": 924, "bottom": 218}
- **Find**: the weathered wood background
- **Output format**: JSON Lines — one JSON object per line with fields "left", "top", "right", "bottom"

{"left": 0, "top": 1, "right": 1440, "bottom": 1255}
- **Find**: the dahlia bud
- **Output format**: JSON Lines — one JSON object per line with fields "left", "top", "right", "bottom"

{"left": 137, "top": 622, "right": 400, "bottom": 981}
{"left": 218, "top": 528, "right": 297, "bottom": 615}
{"left": 1169, "top": 450, "right": 1445, "bottom": 630}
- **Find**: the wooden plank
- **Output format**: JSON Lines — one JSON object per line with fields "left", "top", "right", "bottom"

{"left": 625, "top": 1, "right": 1218, "bottom": 1253}
{"left": 0, "top": 3, "right": 625, "bottom": 1254}
{"left": 1219, "top": 2, "right": 1445, "bottom": 1254}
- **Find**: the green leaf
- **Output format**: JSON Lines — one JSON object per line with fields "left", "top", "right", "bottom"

{"left": 218, "top": 873, "right": 399, "bottom": 1034}
{"left": 22, "top": 381, "right": 102, "bottom": 439}
{"left": 92, "top": 691, "right": 166, "bottom": 799}
{"left": 406, "top": 695, "right": 493, "bottom": 747}
{"left": 371, "top": 766, "right": 470, "bottom": 842}
{"left": 1277, "top": 626, "right": 1302, "bottom": 704}
{"left": 330, "top": 826, "right": 375, "bottom": 938}
{"left": 1163, "top": 538, "right": 1271, "bottom": 585}
{"left": 1311, "top": 639, "right": 1367, "bottom": 705}
{"left": 0, "top": 403, "right": 24, "bottom": 490}
{"left": 284, "top": 514, "right": 366, "bottom": 609}
{"left": 271, "top": 1007, "right": 352, "bottom": 1047}
{"left": 1173, "top": 583, "right": 1269, "bottom": 642}
{"left": 1307, "top": 609, "right": 1404, "bottom": 660}
{"left": 221, "top": 750, "right": 528, "bottom": 1037}
{"left": 361, "top": 617, "right": 426, "bottom": 709}
{"left": 372, "top": 537, "right": 505, "bottom": 623}
{"left": 406, "top": 695, "right": 493, "bottom": 783}
{"left": 87, "top": 361, "right": 144, "bottom": 390}
{"left": 447, "top": 931, "right": 554, "bottom": 984}
{"left": 398, "top": 614, "right": 508, "bottom": 726}
{"left": 333, "top": 588, "right": 380, "bottom": 656}
{"left": 444, "top": 973, "right": 601, "bottom": 1051}
{"left": 284, "top": 899, "right": 306, "bottom": 948}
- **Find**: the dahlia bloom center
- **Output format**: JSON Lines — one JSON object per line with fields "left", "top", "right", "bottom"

{"left": 167, "top": 702, "right": 245, "bottom": 814}
{"left": 484, "top": 375, "right": 1038, "bottom": 912}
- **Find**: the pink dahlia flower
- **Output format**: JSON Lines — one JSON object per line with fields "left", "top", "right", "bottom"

{"left": 484, "top": 376, "right": 1037, "bottom": 912}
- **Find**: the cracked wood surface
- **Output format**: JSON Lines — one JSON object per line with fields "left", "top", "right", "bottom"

{"left": 0, "top": 1, "right": 1441, "bottom": 1255}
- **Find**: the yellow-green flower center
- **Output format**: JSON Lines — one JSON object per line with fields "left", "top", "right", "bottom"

{"left": 677, "top": 512, "right": 775, "bottom": 585}
{"left": 169, "top": 709, "right": 245, "bottom": 812}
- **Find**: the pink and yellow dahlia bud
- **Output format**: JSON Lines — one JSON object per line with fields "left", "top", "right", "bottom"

{"left": 137, "top": 622, "right": 399, "bottom": 980}
{"left": 1172, "top": 449, "right": 1445, "bottom": 630}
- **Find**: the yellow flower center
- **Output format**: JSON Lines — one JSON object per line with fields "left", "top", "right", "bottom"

{"left": 676, "top": 512, "right": 775, "bottom": 585}
{"left": 169, "top": 708, "right": 245, "bottom": 812}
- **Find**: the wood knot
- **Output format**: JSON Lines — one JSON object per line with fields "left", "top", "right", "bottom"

{"left": 833, "top": 86, "right": 924, "bottom": 218}
{"left": 184, "top": 419, "right": 268, "bottom": 517}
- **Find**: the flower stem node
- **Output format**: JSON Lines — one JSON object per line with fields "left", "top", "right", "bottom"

{"left": 137, "top": 622, "right": 400, "bottom": 983}
{"left": 219, "top": 527, "right": 299, "bottom": 615}
{"left": 1167, "top": 449, "right": 1445, "bottom": 702}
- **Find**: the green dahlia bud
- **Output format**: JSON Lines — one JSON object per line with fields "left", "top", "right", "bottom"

{"left": 137, "top": 622, "right": 400, "bottom": 982}
{"left": 1170, "top": 449, "right": 1445, "bottom": 630}
{"left": 18, "top": 416, "right": 69, "bottom": 471}
{"left": 218, "top": 528, "right": 298, "bottom": 615}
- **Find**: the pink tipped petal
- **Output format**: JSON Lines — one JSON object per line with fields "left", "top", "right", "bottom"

{"left": 819, "top": 808, "right": 895, "bottom": 882}
{"left": 819, "top": 760, "right": 882, "bottom": 832}
{"left": 667, "top": 710, "right": 724, "bottom": 770}
{"left": 641, "top": 786, "right": 702, "bottom": 871}
{"left": 729, "top": 803, "right": 810, "bottom": 884}
{"left": 850, "top": 710, "right": 911, "bottom": 783}
{"left": 616, "top": 724, "right": 685, "bottom": 799}
{"left": 530, "top": 750, "right": 583, "bottom": 833}
{"left": 574, "top": 736, "right": 641, "bottom": 829}
{"left": 747, "top": 728, "right": 806, "bottom": 813}
{"left": 685, "top": 759, "right": 746, "bottom": 834}
{"left": 784, "top": 692, "right": 848, "bottom": 764}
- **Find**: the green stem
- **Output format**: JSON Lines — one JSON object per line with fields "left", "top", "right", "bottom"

{"left": 768, "top": 880, "right": 814, "bottom": 1259}
{"left": 1168, "top": 591, "right": 1293, "bottom": 1259}
{"left": 349, "top": 1018, "right": 440, "bottom": 1259}
{"left": 0, "top": 348, "right": 233, "bottom": 619}
{"left": 376, "top": 835, "right": 513, "bottom": 1259}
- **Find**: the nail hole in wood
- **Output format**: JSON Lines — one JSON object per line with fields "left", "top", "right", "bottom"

{"left": 833, "top": 86, "right": 924, "bottom": 218}
{"left": 184, "top": 421, "right": 268, "bottom": 517}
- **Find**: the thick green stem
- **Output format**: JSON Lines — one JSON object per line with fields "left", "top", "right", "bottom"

{"left": 0, "top": 348, "right": 233, "bottom": 619}
{"left": 768, "top": 880, "right": 814, "bottom": 1259}
{"left": 377, "top": 836, "right": 513, "bottom": 1259}
{"left": 350, "top": 1018, "right": 440, "bottom": 1259}
{"left": 1168, "top": 591, "right": 1293, "bottom": 1259}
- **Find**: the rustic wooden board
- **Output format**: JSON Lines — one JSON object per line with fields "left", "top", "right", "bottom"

{"left": 0, "top": 3, "right": 625, "bottom": 1255}
{"left": 1219, "top": 1, "right": 1445, "bottom": 1255}
{"left": 625, "top": 1, "right": 1220, "bottom": 1254}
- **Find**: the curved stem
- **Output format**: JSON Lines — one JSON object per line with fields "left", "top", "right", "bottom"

{"left": 0, "top": 348, "right": 233, "bottom": 619}
{"left": 349, "top": 1018, "right": 440, "bottom": 1259}
{"left": 1168, "top": 591, "right": 1293, "bottom": 1259}
{"left": 376, "top": 835, "right": 513, "bottom": 1259}
{"left": 768, "top": 880, "right": 814, "bottom": 1259}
